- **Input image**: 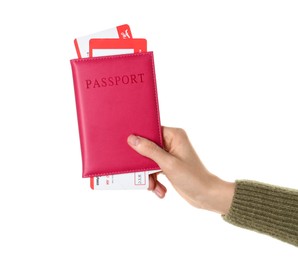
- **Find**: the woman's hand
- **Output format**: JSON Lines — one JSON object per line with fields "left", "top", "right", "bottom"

{"left": 127, "top": 126, "right": 235, "bottom": 214}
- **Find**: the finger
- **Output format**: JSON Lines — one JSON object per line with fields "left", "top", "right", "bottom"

{"left": 148, "top": 171, "right": 163, "bottom": 191}
{"left": 127, "top": 134, "right": 172, "bottom": 168}
{"left": 148, "top": 174, "right": 157, "bottom": 191}
{"left": 153, "top": 180, "right": 167, "bottom": 198}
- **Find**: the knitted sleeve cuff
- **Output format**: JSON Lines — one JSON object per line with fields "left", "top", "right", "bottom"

{"left": 223, "top": 180, "right": 298, "bottom": 247}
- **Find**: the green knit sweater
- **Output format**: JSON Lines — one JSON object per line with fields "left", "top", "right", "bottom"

{"left": 223, "top": 180, "right": 298, "bottom": 247}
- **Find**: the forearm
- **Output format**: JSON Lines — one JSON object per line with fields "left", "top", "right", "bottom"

{"left": 223, "top": 180, "right": 298, "bottom": 247}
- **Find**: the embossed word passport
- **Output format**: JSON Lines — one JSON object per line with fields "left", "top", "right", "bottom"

{"left": 70, "top": 52, "right": 163, "bottom": 178}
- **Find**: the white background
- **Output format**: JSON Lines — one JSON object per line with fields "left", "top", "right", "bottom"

{"left": 0, "top": 0, "right": 297, "bottom": 258}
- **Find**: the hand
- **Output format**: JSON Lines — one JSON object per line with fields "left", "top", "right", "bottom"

{"left": 127, "top": 127, "right": 235, "bottom": 214}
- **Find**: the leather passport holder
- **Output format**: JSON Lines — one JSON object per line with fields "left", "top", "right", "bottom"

{"left": 70, "top": 52, "right": 163, "bottom": 178}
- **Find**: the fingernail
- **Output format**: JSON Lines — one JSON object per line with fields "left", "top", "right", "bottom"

{"left": 127, "top": 134, "right": 140, "bottom": 146}
{"left": 154, "top": 186, "right": 164, "bottom": 198}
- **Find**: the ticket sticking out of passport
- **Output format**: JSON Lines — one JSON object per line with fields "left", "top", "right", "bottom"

{"left": 91, "top": 172, "right": 149, "bottom": 190}
{"left": 89, "top": 38, "right": 147, "bottom": 57}
{"left": 72, "top": 24, "right": 161, "bottom": 190}
{"left": 74, "top": 24, "right": 132, "bottom": 58}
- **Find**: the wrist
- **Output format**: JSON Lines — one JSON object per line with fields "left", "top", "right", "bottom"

{"left": 199, "top": 174, "right": 235, "bottom": 214}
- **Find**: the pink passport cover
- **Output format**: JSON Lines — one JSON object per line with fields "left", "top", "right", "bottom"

{"left": 70, "top": 52, "right": 163, "bottom": 178}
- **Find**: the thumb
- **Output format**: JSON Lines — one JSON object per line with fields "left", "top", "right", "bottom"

{"left": 127, "top": 134, "right": 171, "bottom": 168}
